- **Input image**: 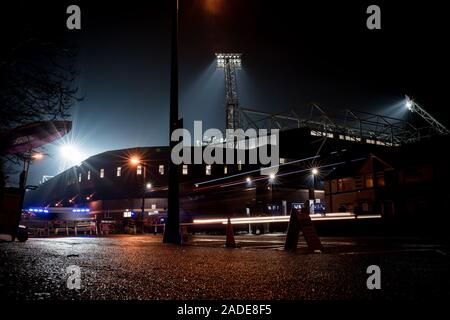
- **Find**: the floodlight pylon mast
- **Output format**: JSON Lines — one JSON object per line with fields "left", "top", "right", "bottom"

{"left": 406, "top": 95, "right": 450, "bottom": 135}
{"left": 216, "top": 53, "right": 242, "bottom": 130}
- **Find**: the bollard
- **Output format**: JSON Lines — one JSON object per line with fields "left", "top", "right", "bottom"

{"left": 284, "top": 208, "right": 301, "bottom": 250}
{"left": 225, "top": 217, "right": 236, "bottom": 248}
{"left": 285, "top": 201, "right": 323, "bottom": 252}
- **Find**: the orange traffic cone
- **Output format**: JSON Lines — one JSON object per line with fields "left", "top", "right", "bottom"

{"left": 225, "top": 217, "right": 236, "bottom": 248}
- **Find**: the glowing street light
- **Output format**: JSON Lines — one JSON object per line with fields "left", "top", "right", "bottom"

{"left": 269, "top": 173, "right": 276, "bottom": 181}
{"left": 129, "top": 155, "right": 147, "bottom": 234}
{"left": 20, "top": 151, "right": 46, "bottom": 189}
{"left": 246, "top": 177, "right": 251, "bottom": 183}
{"left": 312, "top": 168, "right": 319, "bottom": 176}
{"left": 130, "top": 157, "right": 141, "bottom": 166}
{"left": 31, "top": 153, "right": 44, "bottom": 160}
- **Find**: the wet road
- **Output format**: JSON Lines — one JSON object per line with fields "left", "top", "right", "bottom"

{"left": 0, "top": 235, "right": 448, "bottom": 300}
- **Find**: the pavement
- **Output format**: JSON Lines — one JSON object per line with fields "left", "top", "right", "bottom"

{"left": 0, "top": 234, "right": 448, "bottom": 300}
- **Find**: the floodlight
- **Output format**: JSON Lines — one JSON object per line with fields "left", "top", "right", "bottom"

{"left": 215, "top": 53, "right": 242, "bottom": 69}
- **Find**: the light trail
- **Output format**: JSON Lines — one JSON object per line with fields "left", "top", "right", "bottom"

{"left": 193, "top": 213, "right": 382, "bottom": 225}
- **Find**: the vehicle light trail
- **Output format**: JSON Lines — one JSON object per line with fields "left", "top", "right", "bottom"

{"left": 193, "top": 214, "right": 382, "bottom": 225}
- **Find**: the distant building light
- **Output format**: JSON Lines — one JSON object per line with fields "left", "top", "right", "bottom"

{"left": 100, "top": 168, "right": 105, "bottom": 178}
{"left": 123, "top": 210, "right": 132, "bottom": 218}
{"left": 182, "top": 165, "right": 188, "bottom": 175}
{"left": 137, "top": 165, "right": 143, "bottom": 175}
{"left": 87, "top": 171, "right": 91, "bottom": 180}
{"left": 159, "top": 165, "right": 164, "bottom": 175}
{"left": 205, "top": 165, "right": 212, "bottom": 176}
{"left": 116, "top": 167, "right": 122, "bottom": 177}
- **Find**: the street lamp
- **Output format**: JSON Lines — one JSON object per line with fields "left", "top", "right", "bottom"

{"left": 130, "top": 157, "right": 141, "bottom": 166}
{"left": 31, "top": 153, "right": 44, "bottom": 160}
{"left": 310, "top": 168, "right": 319, "bottom": 213}
{"left": 19, "top": 152, "right": 45, "bottom": 190}
{"left": 129, "top": 156, "right": 148, "bottom": 234}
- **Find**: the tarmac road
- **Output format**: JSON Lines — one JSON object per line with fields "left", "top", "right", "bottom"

{"left": 0, "top": 234, "right": 448, "bottom": 300}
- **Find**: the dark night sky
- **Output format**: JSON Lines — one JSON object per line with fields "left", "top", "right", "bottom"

{"left": 2, "top": 0, "right": 448, "bottom": 185}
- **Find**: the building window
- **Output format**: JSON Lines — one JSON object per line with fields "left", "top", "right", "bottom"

{"left": 224, "top": 165, "right": 228, "bottom": 175}
{"left": 354, "top": 176, "right": 363, "bottom": 189}
{"left": 376, "top": 172, "right": 385, "bottom": 187}
{"left": 137, "top": 165, "right": 142, "bottom": 175}
{"left": 78, "top": 173, "right": 82, "bottom": 182}
{"left": 182, "top": 165, "right": 188, "bottom": 175}
{"left": 87, "top": 171, "right": 91, "bottom": 180}
{"left": 100, "top": 168, "right": 105, "bottom": 178}
{"left": 206, "top": 165, "right": 212, "bottom": 176}
{"left": 365, "top": 174, "right": 373, "bottom": 188}
{"left": 116, "top": 167, "right": 122, "bottom": 177}
{"left": 159, "top": 165, "right": 164, "bottom": 175}
{"left": 151, "top": 204, "right": 156, "bottom": 209}
{"left": 337, "top": 178, "right": 353, "bottom": 192}
{"left": 237, "top": 160, "right": 242, "bottom": 171}
{"left": 280, "top": 158, "right": 285, "bottom": 164}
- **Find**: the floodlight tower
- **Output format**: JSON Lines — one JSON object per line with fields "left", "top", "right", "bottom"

{"left": 216, "top": 53, "right": 242, "bottom": 130}
{"left": 405, "top": 95, "right": 450, "bottom": 135}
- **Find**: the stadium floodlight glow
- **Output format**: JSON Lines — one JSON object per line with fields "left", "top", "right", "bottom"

{"left": 59, "top": 144, "right": 83, "bottom": 165}
{"left": 312, "top": 168, "right": 319, "bottom": 176}
{"left": 215, "top": 53, "right": 242, "bottom": 69}
{"left": 405, "top": 95, "right": 414, "bottom": 111}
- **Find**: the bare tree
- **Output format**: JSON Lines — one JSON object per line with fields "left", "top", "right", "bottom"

{"left": 0, "top": 23, "right": 81, "bottom": 186}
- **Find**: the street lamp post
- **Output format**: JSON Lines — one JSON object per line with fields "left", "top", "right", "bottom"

{"left": 164, "top": 0, "right": 181, "bottom": 244}
{"left": 19, "top": 152, "right": 45, "bottom": 190}
{"left": 310, "top": 168, "right": 319, "bottom": 214}
{"left": 130, "top": 157, "right": 151, "bottom": 234}
{"left": 140, "top": 164, "right": 147, "bottom": 234}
